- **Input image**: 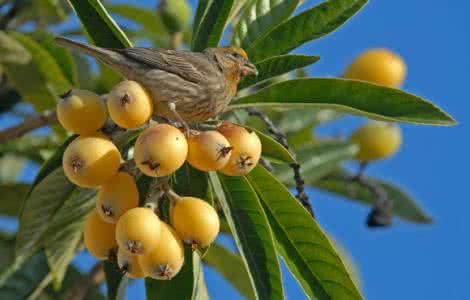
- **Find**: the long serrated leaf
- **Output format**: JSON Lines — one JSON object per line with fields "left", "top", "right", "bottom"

{"left": 275, "top": 141, "right": 358, "bottom": 184}
{"left": 232, "top": 0, "right": 301, "bottom": 48}
{"left": 247, "top": 0, "right": 367, "bottom": 62}
{"left": 314, "top": 171, "right": 433, "bottom": 224}
{"left": 233, "top": 78, "right": 456, "bottom": 125}
{"left": 44, "top": 188, "right": 96, "bottom": 288}
{"left": 247, "top": 165, "right": 363, "bottom": 300}
{"left": 68, "top": 0, "right": 132, "bottom": 48}
{"left": 104, "top": 260, "right": 128, "bottom": 300}
{"left": 192, "top": 0, "right": 234, "bottom": 51}
{"left": 16, "top": 168, "right": 75, "bottom": 257}
{"left": 145, "top": 247, "right": 201, "bottom": 300}
{"left": 203, "top": 243, "right": 256, "bottom": 300}
{"left": 239, "top": 54, "right": 319, "bottom": 90}
{"left": 209, "top": 172, "right": 283, "bottom": 300}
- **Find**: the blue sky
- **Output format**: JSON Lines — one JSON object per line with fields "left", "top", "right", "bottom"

{"left": 2, "top": 0, "right": 470, "bottom": 299}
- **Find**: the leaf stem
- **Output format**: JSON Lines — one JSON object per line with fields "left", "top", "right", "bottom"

{"left": 63, "top": 263, "right": 104, "bottom": 300}
{"left": 245, "top": 107, "right": 315, "bottom": 218}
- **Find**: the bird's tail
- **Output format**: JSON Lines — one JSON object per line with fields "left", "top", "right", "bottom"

{"left": 55, "top": 36, "right": 122, "bottom": 66}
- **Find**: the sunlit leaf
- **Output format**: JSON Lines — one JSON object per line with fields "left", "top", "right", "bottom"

{"left": 232, "top": 0, "right": 301, "bottom": 48}
{"left": 192, "top": 0, "right": 234, "bottom": 51}
{"left": 209, "top": 172, "right": 284, "bottom": 300}
{"left": 68, "top": 0, "right": 132, "bottom": 48}
{"left": 247, "top": 0, "right": 367, "bottom": 62}
{"left": 247, "top": 166, "right": 363, "bottom": 300}
{"left": 233, "top": 78, "right": 456, "bottom": 125}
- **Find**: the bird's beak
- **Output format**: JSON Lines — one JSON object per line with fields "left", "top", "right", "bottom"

{"left": 241, "top": 61, "right": 258, "bottom": 77}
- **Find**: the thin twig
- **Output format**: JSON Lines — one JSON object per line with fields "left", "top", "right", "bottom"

{"left": 245, "top": 108, "right": 315, "bottom": 218}
{"left": 326, "top": 172, "right": 392, "bottom": 227}
{"left": 63, "top": 263, "right": 105, "bottom": 300}
{"left": 0, "top": 3, "right": 17, "bottom": 29}
{"left": 0, "top": 109, "right": 58, "bottom": 144}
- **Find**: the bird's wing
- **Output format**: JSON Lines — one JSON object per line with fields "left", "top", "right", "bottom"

{"left": 117, "top": 48, "right": 210, "bottom": 84}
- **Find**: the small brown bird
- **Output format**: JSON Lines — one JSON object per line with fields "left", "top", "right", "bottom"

{"left": 55, "top": 37, "right": 258, "bottom": 123}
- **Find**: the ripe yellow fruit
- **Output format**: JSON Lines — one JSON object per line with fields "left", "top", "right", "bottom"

{"left": 217, "top": 123, "right": 262, "bottom": 176}
{"left": 171, "top": 197, "right": 219, "bottom": 249}
{"left": 187, "top": 130, "right": 232, "bottom": 171}
{"left": 57, "top": 89, "right": 107, "bottom": 135}
{"left": 115, "top": 207, "right": 161, "bottom": 255}
{"left": 134, "top": 124, "right": 188, "bottom": 177}
{"left": 62, "top": 134, "right": 121, "bottom": 187}
{"left": 349, "top": 122, "right": 402, "bottom": 162}
{"left": 117, "top": 248, "right": 145, "bottom": 279}
{"left": 343, "top": 48, "right": 407, "bottom": 88}
{"left": 138, "top": 222, "right": 184, "bottom": 280}
{"left": 107, "top": 80, "right": 154, "bottom": 129}
{"left": 96, "top": 172, "right": 139, "bottom": 223}
{"left": 84, "top": 210, "right": 117, "bottom": 260}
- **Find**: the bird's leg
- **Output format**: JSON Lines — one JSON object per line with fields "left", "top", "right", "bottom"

{"left": 168, "top": 102, "right": 190, "bottom": 134}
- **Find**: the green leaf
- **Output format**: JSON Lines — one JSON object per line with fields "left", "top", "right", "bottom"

{"left": 44, "top": 188, "right": 96, "bottom": 288}
{"left": 203, "top": 243, "right": 256, "bottom": 300}
{"left": 0, "top": 32, "right": 61, "bottom": 111}
{"left": 232, "top": 0, "right": 301, "bottom": 48}
{"left": 0, "top": 135, "right": 60, "bottom": 163}
{"left": 173, "top": 163, "right": 209, "bottom": 199}
{"left": 107, "top": 4, "right": 169, "bottom": 46}
{"left": 276, "top": 141, "right": 358, "bottom": 184}
{"left": 30, "top": 30, "right": 78, "bottom": 85}
{"left": 192, "top": 0, "right": 213, "bottom": 42}
{"left": 209, "top": 172, "right": 283, "bottom": 300}
{"left": 191, "top": 0, "right": 234, "bottom": 51}
{"left": 16, "top": 168, "right": 75, "bottom": 257}
{"left": 247, "top": 166, "right": 363, "bottom": 300}
{"left": 68, "top": 0, "right": 132, "bottom": 48}
{"left": 0, "top": 183, "right": 30, "bottom": 216}
{"left": 104, "top": 259, "right": 128, "bottom": 300}
{"left": 277, "top": 109, "right": 340, "bottom": 134}
{"left": 242, "top": 125, "right": 295, "bottom": 164}
{"left": 314, "top": 171, "right": 433, "bottom": 224}
{"left": 247, "top": 0, "right": 367, "bottom": 62}
{"left": 233, "top": 78, "right": 456, "bottom": 125}
{"left": 239, "top": 54, "right": 319, "bottom": 90}
{"left": 11, "top": 32, "right": 72, "bottom": 96}
{"left": 0, "top": 252, "right": 50, "bottom": 300}
{"left": 146, "top": 247, "right": 201, "bottom": 300}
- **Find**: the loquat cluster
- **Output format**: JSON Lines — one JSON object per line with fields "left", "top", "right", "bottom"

{"left": 57, "top": 80, "right": 262, "bottom": 279}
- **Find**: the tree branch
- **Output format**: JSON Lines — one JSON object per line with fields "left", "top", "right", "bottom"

{"left": 63, "top": 263, "right": 104, "bottom": 300}
{"left": 325, "top": 172, "right": 393, "bottom": 227}
{"left": 0, "top": 109, "right": 58, "bottom": 144}
{"left": 245, "top": 108, "right": 315, "bottom": 218}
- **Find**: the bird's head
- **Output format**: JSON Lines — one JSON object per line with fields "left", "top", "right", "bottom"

{"left": 206, "top": 47, "right": 258, "bottom": 78}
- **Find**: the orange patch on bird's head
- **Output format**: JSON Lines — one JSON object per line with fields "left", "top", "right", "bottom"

{"left": 221, "top": 47, "right": 248, "bottom": 60}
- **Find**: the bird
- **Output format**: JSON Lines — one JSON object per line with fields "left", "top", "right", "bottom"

{"left": 55, "top": 37, "right": 258, "bottom": 124}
